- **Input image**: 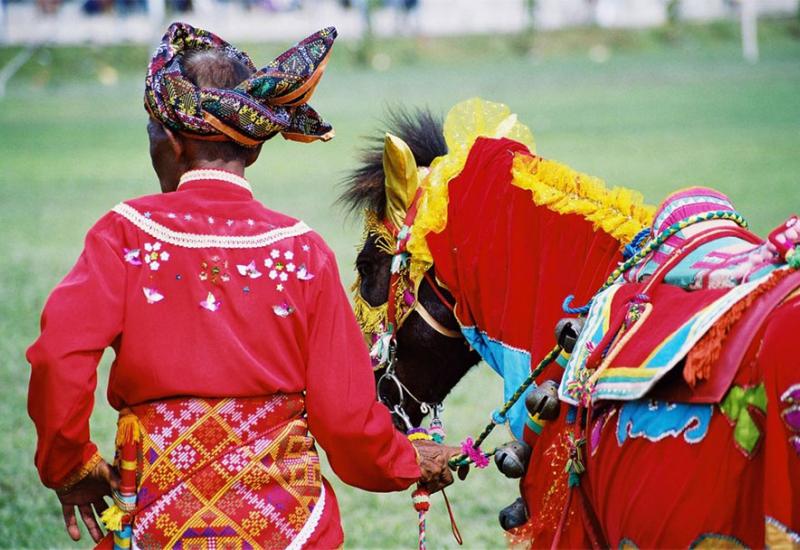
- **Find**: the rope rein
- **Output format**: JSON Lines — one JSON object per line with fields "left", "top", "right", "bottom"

{"left": 408, "top": 407, "right": 463, "bottom": 549}
{"left": 448, "top": 346, "right": 562, "bottom": 468}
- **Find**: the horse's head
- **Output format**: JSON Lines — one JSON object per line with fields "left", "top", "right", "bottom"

{"left": 340, "top": 108, "right": 481, "bottom": 430}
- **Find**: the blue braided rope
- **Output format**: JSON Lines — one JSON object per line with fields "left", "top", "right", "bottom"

{"left": 563, "top": 227, "right": 652, "bottom": 315}
{"left": 622, "top": 227, "right": 652, "bottom": 260}
{"left": 562, "top": 295, "right": 591, "bottom": 315}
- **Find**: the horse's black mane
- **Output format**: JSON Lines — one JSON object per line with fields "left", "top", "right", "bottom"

{"left": 339, "top": 107, "right": 447, "bottom": 218}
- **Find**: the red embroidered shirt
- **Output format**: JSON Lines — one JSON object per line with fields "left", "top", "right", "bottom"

{"left": 27, "top": 169, "right": 420, "bottom": 541}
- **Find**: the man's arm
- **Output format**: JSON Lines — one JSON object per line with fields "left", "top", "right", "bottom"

{"left": 26, "top": 214, "right": 125, "bottom": 540}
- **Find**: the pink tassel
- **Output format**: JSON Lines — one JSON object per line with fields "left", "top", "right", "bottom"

{"left": 461, "top": 437, "right": 489, "bottom": 469}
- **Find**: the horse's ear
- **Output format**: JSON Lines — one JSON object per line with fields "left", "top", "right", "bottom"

{"left": 383, "top": 133, "right": 420, "bottom": 229}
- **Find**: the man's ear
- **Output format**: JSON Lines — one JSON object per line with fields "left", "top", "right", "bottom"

{"left": 244, "top": 143, "right": 263, "bottom": 167}
{"left": 163, "top": 126, "right": 185, "bottom": 161}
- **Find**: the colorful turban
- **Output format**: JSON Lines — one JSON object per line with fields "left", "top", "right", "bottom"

{"left": 144, "top": 22, "right": 337, "bottom": 146}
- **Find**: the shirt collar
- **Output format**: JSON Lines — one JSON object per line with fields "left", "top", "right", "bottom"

{"left": 178, "top": 169, "right": 252, "bottom": 193}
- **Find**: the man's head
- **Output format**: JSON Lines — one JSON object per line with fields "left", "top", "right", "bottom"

{"left": 145, "top": 23, "right": 337, "bottom": 192}
{"left": 148, "top": 49, "right": 262, "bottom": 193}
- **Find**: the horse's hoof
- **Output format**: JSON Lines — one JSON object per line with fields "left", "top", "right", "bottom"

{"left": 494, "top": 440, "right": 532, "bottom": 478}
{"left": 525, "top": 379, "right": 561, "bottom": 421}
{"left": 498, "top": 497, "right": 529, "bottom": 531}
{"left": 555, "top": 317, "right": 585, "bottom": 353}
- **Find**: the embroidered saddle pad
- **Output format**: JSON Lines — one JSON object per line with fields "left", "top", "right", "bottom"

{"left": 559, "top": 268, "right": 785, "bottom": 406}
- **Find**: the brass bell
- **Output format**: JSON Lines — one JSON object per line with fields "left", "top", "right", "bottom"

{"left": 498, "top": 497, "right": 528, "bottom": 531}
{"left": 525, "top": 379, "right": 561, "bottom": 421}
{"left": 554, "top": 317, "right": 585, "bottom": 353}
{"left": 494, "top": 440, "right": 532, "bottom": 478}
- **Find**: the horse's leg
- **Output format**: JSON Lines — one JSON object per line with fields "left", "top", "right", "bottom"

{"left": 756, "top": 293, "right": 800, "bottom": 546}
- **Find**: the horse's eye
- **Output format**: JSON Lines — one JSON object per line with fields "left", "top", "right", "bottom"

{"left": 356, "top": 261, "right": 371, "bottom": 278}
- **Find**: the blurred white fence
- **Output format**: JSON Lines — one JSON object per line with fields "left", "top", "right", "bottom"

{"left": 0, "top": 0, "right": 797, "bottom": 45}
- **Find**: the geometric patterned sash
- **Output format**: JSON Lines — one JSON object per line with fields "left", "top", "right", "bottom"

{"left": 100, "top": 394, "right": 324, "bottom": 550}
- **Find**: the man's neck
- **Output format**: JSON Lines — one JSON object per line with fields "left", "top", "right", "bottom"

{"left": 187, "top": 159, "right": 247, "bottom": 177}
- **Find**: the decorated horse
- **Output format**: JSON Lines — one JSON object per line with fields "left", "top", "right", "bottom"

{"left": 340, "top": 98, "right": 800, "bottom": 548}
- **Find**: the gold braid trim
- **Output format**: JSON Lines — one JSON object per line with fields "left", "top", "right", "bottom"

{"left": 352, "top": 288, "right": 388, "bottom": 337}
{"left": 511, "top": 154, "right": 656, "bottom": 245}
{"left": 353, "top": 211, "right": 393, "bottom": 339}
{"left": 363, "top": 209, "right": 396, "bottom": 255}
{"left": 55, "top": 450, "right": 103, "bottom": 494}
{"left": 354, "top": 209, "right": 421, "bottom": 339}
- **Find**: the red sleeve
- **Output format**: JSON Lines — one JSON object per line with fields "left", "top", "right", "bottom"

{"left": 26, "top": 214, "right": 125, "bottom": 489}
{"left": 304, "top": 249, "right": 421, "bottom": 492}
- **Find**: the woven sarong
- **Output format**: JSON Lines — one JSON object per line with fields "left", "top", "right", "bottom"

{"left": 101, "top": 394, "right": 324, "bottom": 549}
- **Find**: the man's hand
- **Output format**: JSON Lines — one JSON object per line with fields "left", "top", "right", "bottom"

{"left": 412, "top": 440, "right": 462, "bottom": 493}
{"left": 56, "top": 459, "right": 120, "bottom": 543}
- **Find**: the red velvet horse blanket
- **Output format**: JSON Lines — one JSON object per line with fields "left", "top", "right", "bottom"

{"left": 427, "top": 136, "right": 800, "bottom": 547}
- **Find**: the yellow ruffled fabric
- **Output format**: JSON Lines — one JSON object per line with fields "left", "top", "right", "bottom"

{"left": 511, "top": 155, "right": 655, "bottom": 244}
{"left": 407, "top": 97, "right": 537, "bottom": 282}
{"left": 405, "top": 98, "right": 654, "bottom": 276}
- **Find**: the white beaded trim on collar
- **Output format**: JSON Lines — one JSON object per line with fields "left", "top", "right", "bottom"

{"left": 112, "top": 203, "right": 310, "bottom": 249}
{"left": 178, "top": 169, "right": 252, "bottom": 193}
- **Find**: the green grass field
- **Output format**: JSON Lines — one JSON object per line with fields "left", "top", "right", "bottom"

{"left": 1, "top": 19, "right": 799, "bottom": 549}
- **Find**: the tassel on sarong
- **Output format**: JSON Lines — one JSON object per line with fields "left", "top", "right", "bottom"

{"left": 100, "top": 411, "right": 140, "bottom": 548}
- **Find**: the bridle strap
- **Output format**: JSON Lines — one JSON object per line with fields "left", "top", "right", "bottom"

{"left": 414, "top": 302, "right": 462, "bottom": 338}
{"left": 385, "top": 186, "right": 430, "bottom": 337}
{"left": 412, "top": 269, "right": 460, "bottom": 338}
{"left": 423, "top": 271, "right": 455, "bottom": 312}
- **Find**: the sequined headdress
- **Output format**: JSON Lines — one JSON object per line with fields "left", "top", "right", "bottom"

{"left": 145, "top": 22, "right": 337, "bottom": 146}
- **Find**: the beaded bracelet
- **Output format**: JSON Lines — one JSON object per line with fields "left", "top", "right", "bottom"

{"left": 407, "top": 427, "right": 433, "bottom": 442}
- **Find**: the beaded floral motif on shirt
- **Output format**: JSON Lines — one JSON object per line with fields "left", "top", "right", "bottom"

{"left": 264, "top": 247, "right": 314, "bottom": 292}
{"left": 199, "top": 255, "right": 231, "bottom": 285}
{"left": 122, "top": 240, "right": 172, "bottom": 306}
{"left": 123, "top": 237, "right": 315, "bottom": 317}
{"left": 144, "top": 242, "right": 170, "bottom": 271}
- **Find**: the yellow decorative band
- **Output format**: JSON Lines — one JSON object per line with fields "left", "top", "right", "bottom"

{"left": 528, "top": 413, "right": 545, "bottom": 427}
{"left": 511, "top": 154, "right": 655, "bottom": 245}
{"left": 352, "top": 289, "right": 388, "bottom": 336}
{"left": 55, "top": 451, "right": 103, "bottom": 494}
{"left": 597, "top": 367, "right": 661, "bottom": 380}
{"left": 113, "top": 533, "right": 132, "bottom": 548}
{"left": 527, "top": 413, "right": 547, "bottom": 435}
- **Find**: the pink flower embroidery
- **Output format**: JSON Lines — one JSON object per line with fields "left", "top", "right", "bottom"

{"left": 297, "top": 264, "right": 315, "bottom": 281}
{"left": 142, "top": 287, "right": 164, "bottom": 304}
{"left": 124, "top": 248, "right": 142, "bottom": 266}
{"left": 236, "top": 260, "right": 262, "bottom": 279}
{"left": 273, "top": 303, "right": 294, "bottom": 317}
{"left": 200, "top": 292, "right": 221, "bottom": 312}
